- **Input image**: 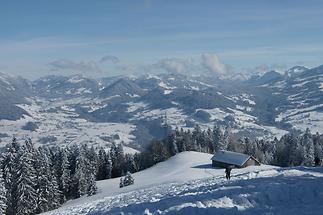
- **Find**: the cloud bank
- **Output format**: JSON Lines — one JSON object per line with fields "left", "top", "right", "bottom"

{"left": 47, "top": 53, "right": 232, "bottom": 78}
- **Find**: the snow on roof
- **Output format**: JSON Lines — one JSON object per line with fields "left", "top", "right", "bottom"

{"left": 211, "top": 150, "right": 251, "bottom": 166}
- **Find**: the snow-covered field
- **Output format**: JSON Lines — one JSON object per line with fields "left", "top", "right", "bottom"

{"left": 44, "top": 152, "right": 323, "bottom": 215}
{"left": 0, "top": 98, "right": 137, "bottom": 151}
{"left": 275, "top": 104, "right": 323, "bottom": 133}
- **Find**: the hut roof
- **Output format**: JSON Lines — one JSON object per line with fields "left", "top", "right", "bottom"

{"left": 211, "top": 150, "right": 253, "bottom": 167}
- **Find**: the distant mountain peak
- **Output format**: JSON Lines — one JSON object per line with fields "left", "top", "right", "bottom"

{"left": 246, "top": 70, "right": 283, "bottom": 86}
{"left": 285, "top": 66, "right": 308, "bottom": 77}
{"left": 100, "top": 77, "right": 144, "bottom": 98}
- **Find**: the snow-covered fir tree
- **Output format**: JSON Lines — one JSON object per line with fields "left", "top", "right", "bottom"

{"left": 0, "top": 161, "right": 7, "bottom": 215}
{"left": 105, "top": 151, "right": 112, "bottom": 180}
{"left": 73, "top": 146, "right": 97, "bottom": 197}
{"left": 34, "top": 147, "right": 60, "bottom": 213}
{"left": 57, "top": 148, "right": 71, "bottom": 203}
{"left": 2, "top": 138, "right": 20, "bottom": 215}
{"left": 73, "top": 151, "right": 88, "bottom": 197}
{"left": 97, "top": 147, "right": 108, "bottom": 180}
{"left": 110, "top": 143, "right": 126, "bottom": 178}
{"left": 213, "top": 125, "right": 225, "bottom": 151}
{"left": 16, "top": 144, "right": 38, "bottom": 215}
{"left": 301, "top": 128, "right": 315, "bottom": 166}
{"left": 125, "top": 154, "right": 137, "bottom": 173}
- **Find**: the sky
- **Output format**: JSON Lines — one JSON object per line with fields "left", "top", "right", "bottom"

{"left": 0, "top": 0, "right": 323, "bottom": 79}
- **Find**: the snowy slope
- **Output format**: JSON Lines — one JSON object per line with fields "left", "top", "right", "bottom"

{"left": 43, "top": 151, "right": 323, "bottom": 215}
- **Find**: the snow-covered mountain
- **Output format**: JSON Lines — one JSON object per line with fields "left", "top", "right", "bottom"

{"left": 268, "top": 65, "right": 323, "bottom": 132}
{"left": 32, "top": 74, "right": 100, "bottom": 99}
{"left": 0, "top": 72, "right": 31, "bottom": 120}
{"left": 0, "top": 65, "right": 323, "bottom": 150}
{"left": 43, "top": 151, "right": 323, "bottom": 215}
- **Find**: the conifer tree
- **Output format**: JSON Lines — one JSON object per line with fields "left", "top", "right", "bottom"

{"left": 73, "top": 151, "right": 88, "bottom": 197}
{"left": 0, "top": 163, "right": 7, "bottom": 215}
{"left": 97, "top": 147, "right": 108, "bottom": 180}
{"left": 87, "top": 173, "right": 97, "bottom": 196}
{"left": 301, "top": 128, "right": 315, "bottom": 166}
{"left": 125, "top": 154, "right": 137, "bottom": 173}
{"left": 58, "top": 148, "right": 71, "bottom": 203}
{"left": 35, "top": 147, "right": 61, "bottom": 213}
{"left": 110, "top": 143, "right": 126, "bottom": 177}
{"left": 73, "top": 146, "right": 97, "bottom": 197}
{"left": 213, "top": 125, "right": 225, "bottom": 151}
{"left": 16, "top": 144, "right": 38, "bottom": 215}
{"left": 105, "top": 151, "right": 112, "bottom": 179}
{"left": 3, "top": 138, "right": 20, "bottom": 215}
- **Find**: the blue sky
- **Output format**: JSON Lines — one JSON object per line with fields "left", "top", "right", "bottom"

{"left": 0, "top": 0, "right": 323, "bottom": 79}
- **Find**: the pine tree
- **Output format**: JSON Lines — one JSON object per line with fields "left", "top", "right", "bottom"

{"left": 288, "top": 135, "right": 302, "bottom": 166}
{"left": 110, "top": 143, "right": 118, "bottom": 177}
{"left": 58, "top": 148, "right": 71, "bottom": 203}
{"left": 313, "top": 132, "right": 322, "bottom": 163}
{"left": 213, "top": 125, "right": 225, "bottom": 151}
{"left": 148, "top": 140, "right": 169, "bottom": 164}
{"left": 0, "top": 165, "right": 7, "bottom": 215}
{"left": 73, "top": 151, "right": 88, "bottom": 197}
{"left": 110, "top": 143, "right": 126, "bottom": 177}
{"left": 3, "top": 138, "right": 20, "bottom": 215}
{"left": 105, "top": 151, "right": 112, "bottom": 179}
{"left": 301, "top": 128, "right": 315, "bottom": 166}
{"left": 73, "top": 146, "right": 97, "bottom": 197}
{"left": 85, "top": 145, "right": 98, "bottom": 176}
{"left": 244, "top": 137, "right": 256, "bottom": 157}
{"left": 192, "top": 124, "right": 203, "bottom": 151}
{"left": 97, "top": 147, "right": 108, "bottom": 180}
{"left": 222, "top": 128, "right": 230, "bottom": 151}
{"left": 68, "top": 145, "right": 80, "bottom": 197}
{"left": 16, "top": 144, "right": 38, "bottom": 215}
{"left": 35, "top": 147, "right": 61, "bottom": 213}
{"left": 125, "top": 154, "right": 137, "bottom": 173}
{"left": 274, "top": 135, "right": 290, "bottom": 166}
{"left": 205, "top": 128, "right": 214, "bottom": 153}
{"left": 87, "top": 173, "right": 97, "bottom": 196}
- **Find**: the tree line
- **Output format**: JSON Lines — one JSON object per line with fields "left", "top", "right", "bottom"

{"left": 139, "top": 126, "right": 323, "bottom": 167}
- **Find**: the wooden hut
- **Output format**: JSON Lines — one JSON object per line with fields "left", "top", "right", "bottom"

{"left": 211, "top": 150, "right": 260, "bottom": 168}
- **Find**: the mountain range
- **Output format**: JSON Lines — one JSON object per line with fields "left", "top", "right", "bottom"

{"left": 0, "top": 65, "right": 322, "bottom": 151}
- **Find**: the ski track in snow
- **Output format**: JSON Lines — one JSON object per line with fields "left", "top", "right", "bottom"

{"left": 44, "top": 152, "right": 323, "bottom": 215}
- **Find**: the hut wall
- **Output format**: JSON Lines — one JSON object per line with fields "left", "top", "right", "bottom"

{"left": 242, "top": 158, "right": 260, "bottom": 168}
{"left": 212, "top": 160, "right": 239, "bottom": 168}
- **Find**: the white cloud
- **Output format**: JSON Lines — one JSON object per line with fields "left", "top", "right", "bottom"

{"left": 99, "top": 55, "right": 120, "bottom": 64}
{"left": 154, "top": 54, "right": 231, "bottom": 77}
{"left": 48, "top": 54, "right": 122, "bottom": 75}
{"left": 49, "top": 59, "right": 101, "bottom": 73}
{"left": 156, "top": 58, "right": 191, "bottom": 74}
{"left": 200, "top": 53, "right": 227, "bottom": 75}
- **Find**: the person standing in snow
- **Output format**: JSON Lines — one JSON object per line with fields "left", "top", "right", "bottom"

{"left": 225, "top": 167, "right": 232, "bottom": 180}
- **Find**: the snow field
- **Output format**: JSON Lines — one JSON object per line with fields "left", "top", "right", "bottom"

{"left": 44, "top": 152, "right": 323, "bottom": 215}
